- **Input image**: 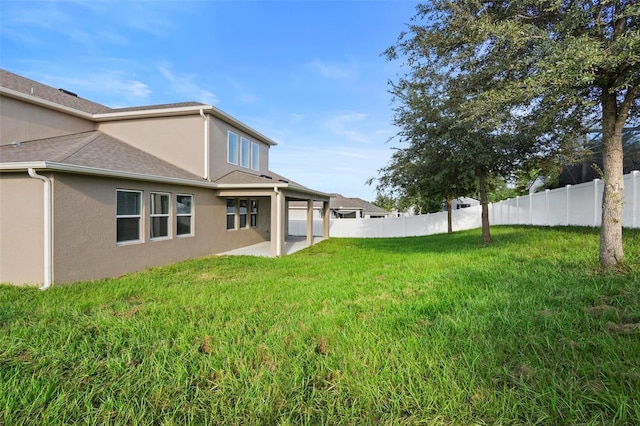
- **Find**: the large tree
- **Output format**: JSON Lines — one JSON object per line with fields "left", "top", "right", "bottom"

{"left": 387, "top": 0, "right": 639, "bottom": 267}
{"left": 373, "top": 76, "right": 543, "bottom": 242}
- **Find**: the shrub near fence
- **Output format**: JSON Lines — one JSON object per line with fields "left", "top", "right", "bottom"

{"left": 289, "top": 171, "right": 639, "bottom": 238}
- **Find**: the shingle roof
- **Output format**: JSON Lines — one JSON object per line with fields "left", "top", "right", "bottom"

{"left": 110, "top": 102, "right": 207, "bottom": 113}
{"left": 0, "top": 131, "right": 204, "bottom": 182}
{"left": 0, "top": 69, "right": 113, "bottom": 114}
{"left": 1, "top": 69, "right": 207, "bottom": 115}
{"left": 215, "top": 170, "right": 283, "bottom": 185}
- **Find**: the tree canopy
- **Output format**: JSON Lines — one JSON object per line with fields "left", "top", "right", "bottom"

{"left": 381, "top": 0, "right": 639, "bottom": 266}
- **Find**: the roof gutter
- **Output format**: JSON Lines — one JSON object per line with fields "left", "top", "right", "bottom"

{"left": 200, "top": 109, "right": 210, "bottom": 181}
{"left": 27, "top": 168, "right": 53, "bottom": 290}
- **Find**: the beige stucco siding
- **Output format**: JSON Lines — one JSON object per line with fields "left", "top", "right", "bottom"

{"left": 0, "top": 173, "right": 45, "bottom": 285}
{"left": 209, "top": 117, "right": 270, "bottom": 180}
{"left": 0, "top": 96, "right": 95, "bottom": 145}
{"left": 98, "top": 115, "right": 204, "bottom": 178}
{"left": 50, "top": 174, "right": 272, "bottom": 283}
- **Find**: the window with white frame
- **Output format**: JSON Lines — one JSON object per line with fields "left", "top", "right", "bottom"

{"left": 176, "top": 194, "right": 193, "bottom": 236}
{"left": 250, "top": 199, "right": 258, "bottom": 227}
{"left": 251, "top": 142, "right": 259, "bottom": 171}
{"left": 150, "top": 192, "right": 170, "bottom": 239}
{"left": 226, "top": 199, "right": 236, "bottom": 230}
{"left": 228, "top": 131, "right": 239, "bottom": 165}
{"left": 116, "top": 190, "right": 142, "bottom": 243}
{"left": 240, "top": 137, "right": 250, "bottom": 168}
{"left": 239, "top": 199, "right": 248, "bottom": 228}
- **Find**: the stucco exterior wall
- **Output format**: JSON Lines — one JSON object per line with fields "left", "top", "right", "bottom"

{"left": 98, "top": 115, "right": 204, "bottom": 178}
{"left": 0, "top": 173, "right": 45, "bottom": 285}
{"left": 50, "top": 174, "right": 272, "bottom": 284}
{"left": 0, "top": 96, "right": 95, "bottom": 145}
{"left": 209, "top": 116, "right": 270, "bottom": 180}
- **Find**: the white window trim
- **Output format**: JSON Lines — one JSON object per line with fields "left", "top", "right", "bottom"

{"left": 239, "top": 199, "right": 249, "bottom": 229}
{"left": 150, "top": 191, "right": 171, "bottom": 241}
{"left": 226, "top": 198, "right": 237, "bottom": 231}
{"left": 250, "top": 199, "right": 258, "bottom": 228}
{"left": 227, "top": 131, "right": 239, "bottom": 165}
{"left": 116, "top": 189, "right": 143, "bottom": 245}
{"left": 251, "top": 142, "right": 259, "bottom": 171}
{"left": 240, "top": 137, "right": 250, "bottom": 168}
{"left": 176, "top": 193, "right": 194, "bottom": 237}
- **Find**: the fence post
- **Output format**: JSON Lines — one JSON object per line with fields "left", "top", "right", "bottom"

{"left": 593, "top": 178, "right": 600, "bottom": 226}
{"left": 529, "top": 192, "right": 533, "bottom": 225}
{"left": 633, "top": 171, "right": 638, "bottom": 228}
{"left": 545, "top": 189, "right": 550, "bottom": 226}
{"left": 516, "top": 196, "right": 520, "bottom": 224}
{"left": 566, "top": 184, "right": 571, "bottom": 226}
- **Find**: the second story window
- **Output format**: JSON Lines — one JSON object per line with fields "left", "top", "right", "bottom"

{"left": 240, "top": 137, "right": 250, "bottom": 168}
{"left": 228, "top": 131, "right": 239, "bottom": 165}
{"left": 251, "top": 142, "right": 259, "bottom": 171}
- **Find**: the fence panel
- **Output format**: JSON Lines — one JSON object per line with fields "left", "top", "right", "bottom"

{"left": 289, "top": 171, "right": 638, "bottom": 238}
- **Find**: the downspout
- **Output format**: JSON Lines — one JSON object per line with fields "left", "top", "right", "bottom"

{"left": 274, "top": 186, "right": 282, "bottom": 256}
{"left": 28, "top": 168, "right": 52, "bottom": 290}
{"left": 200, "top": 109, "right": 210, "bottom": 181}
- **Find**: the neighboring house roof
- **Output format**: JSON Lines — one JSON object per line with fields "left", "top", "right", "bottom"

{"left": 0, "top": 131, "right": 205, "bottom": 183}
{"left": 329, "top": 194, "right": 389, "bottom": 215}
{"left": 289, "top": 194, "right": 390, "bottom": 215}
{"left": 0, "top": 69, "right": 112, "bottom": 114}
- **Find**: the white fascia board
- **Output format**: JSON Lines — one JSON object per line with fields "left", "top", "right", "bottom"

{"left": 216, "top": 183, "right": 288, "bottom": 190}
{"left": 0, "top": 161, "right": 217, "bottom": 188}
{"left": 0, "top": 88, "right": 94, "bottom": 119}
{"left": 93, "top": 105, "right": 213, "bottom": 121}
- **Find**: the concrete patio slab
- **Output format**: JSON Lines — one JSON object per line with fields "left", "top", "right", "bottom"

{"left": 219, "top": 236, "right": 325, "bottom": 257}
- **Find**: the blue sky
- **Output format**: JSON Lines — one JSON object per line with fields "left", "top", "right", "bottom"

{"left": 0, "top": 0, "right": 419, "bottom": 200}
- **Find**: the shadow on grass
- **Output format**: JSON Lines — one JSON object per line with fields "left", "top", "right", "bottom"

{"left": 327, "top": 225, "right": 606, "bottom": 255}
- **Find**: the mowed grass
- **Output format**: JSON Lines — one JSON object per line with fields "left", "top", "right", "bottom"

{"left": 1, "top": 226, "right": 640, "bottom": 425}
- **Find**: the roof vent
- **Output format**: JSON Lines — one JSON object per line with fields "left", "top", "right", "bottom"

{"left": 11, "top": 140, "right": 21, "bottom": 147}
{"left": 278, "top": 179, "right": 289, "bottom": 183}
{"left": 58, "top": 88, "right": 78, "bottom": 97}
{"left": 260, "top": 174, "right": 273, "bottom": 179}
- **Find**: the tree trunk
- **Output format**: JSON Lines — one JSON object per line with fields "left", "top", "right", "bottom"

{"left": 599, "top": 92, "right": 625, "bottom": 268}
{"left": 446, "top": 198, "right": 453, "bottom": 234}
{"left": 478, "top": 172, "right": 491, "bottom": 243}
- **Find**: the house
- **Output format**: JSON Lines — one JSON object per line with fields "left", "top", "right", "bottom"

{"left": 289, "top": 193, "right": 392, "bottom": 220}
{"left": 451, "top": 197, "right": 479, "bottom": 210}
{"left": 0, "top": 69, "right": 330, "bottom": 287}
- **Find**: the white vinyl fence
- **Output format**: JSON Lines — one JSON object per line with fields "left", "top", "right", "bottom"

{"left": 289, "top": 171, "right": 639, "bottom": 238}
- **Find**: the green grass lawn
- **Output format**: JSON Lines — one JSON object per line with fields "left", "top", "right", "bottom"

{"left": 2, "top": 226, "right": 640, "bottom": 425}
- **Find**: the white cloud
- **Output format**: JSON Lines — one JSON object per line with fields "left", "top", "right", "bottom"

{"left": 309, "top": 58, "right": 357, "bottom": 80}
{"left": 325, "top": 111, "right": 373, "bottom": 144}
{"left": 158, "top": 65, "right": 219, "bottom": 105}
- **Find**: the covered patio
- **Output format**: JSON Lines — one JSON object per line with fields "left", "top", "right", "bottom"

{"left": 219, "top": 236, "right": 326, "bottom": 257}
{"left": 216, "top": 170, "right": 330, "bottom": 257}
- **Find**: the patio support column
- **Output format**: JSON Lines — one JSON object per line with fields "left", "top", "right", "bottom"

{"left": 322, "top": 200, "right": 330, "bottom": 238}
{"left": 285, "top": 198, "right": 290, "bottom": 237}
{"left": 270, "top": 188, "right": 285, "bottom": 257}
{"left": 307, "top": 199, "right": 314, "bottom": 246}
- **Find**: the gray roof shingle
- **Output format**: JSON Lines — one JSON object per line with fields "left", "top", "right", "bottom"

{"left": 0, "top": 69, "right": 113, "bottom": 114}
{"left": 0, "top": 131, "right": 204, "bottom": 182}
